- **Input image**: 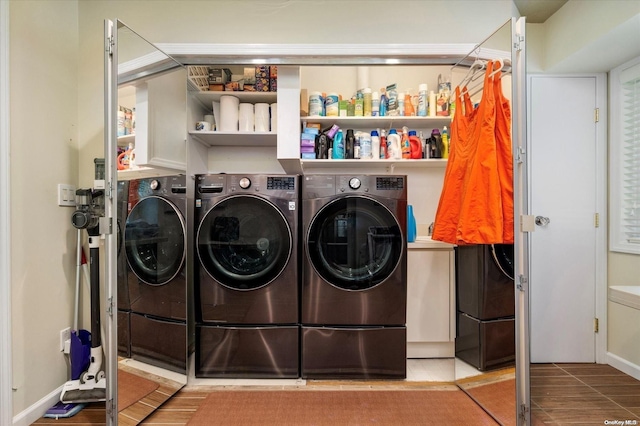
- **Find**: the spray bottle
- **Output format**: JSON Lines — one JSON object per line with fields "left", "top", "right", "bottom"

{"left": 379, "top": 129, "right": 388, "bottom": 159}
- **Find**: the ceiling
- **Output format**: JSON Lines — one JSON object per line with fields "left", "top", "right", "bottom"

{"left": 513, "top": 0, "right": 569, "bottom": 23}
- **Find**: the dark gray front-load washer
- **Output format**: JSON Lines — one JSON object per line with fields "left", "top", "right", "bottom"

{"left": 301, "top": 175, "right": 407, "bottom": 379}
{"left": 194, "top": 174, "right": 299, "bottom": 378}
{"left": 125, "top": 175, "right": 187, "bottom": 373}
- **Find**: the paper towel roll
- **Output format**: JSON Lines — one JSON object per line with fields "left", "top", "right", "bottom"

{"left": 254, "top": 103, "right": 270, "bottom": 132}
{"left": 211, "top": 102, "right": 220, "bottom": 131}
{"left": 238, "top": 103, "right": 254, "bottom": 132}
{"left": 219, "top": 95, "right": 240, "bottom": 132}
{"left": 270, "top": 103, "right": 277, "bottom": 133}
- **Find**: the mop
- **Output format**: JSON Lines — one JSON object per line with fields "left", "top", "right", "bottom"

{"left": 44, "top": 230, "right": 89, "bottom": 417}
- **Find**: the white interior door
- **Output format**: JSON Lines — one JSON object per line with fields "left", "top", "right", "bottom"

{"left": 529, "top": 76, "right": 598, "bottom": 363}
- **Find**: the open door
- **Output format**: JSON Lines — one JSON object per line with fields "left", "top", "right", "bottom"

{"left": 105, "top": 19, "right": 187, "bottom": 426}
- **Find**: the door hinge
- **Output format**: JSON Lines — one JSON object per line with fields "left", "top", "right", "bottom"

{"left": 106, "top": 398, "right": 115, "bottom": 417}
{"left": 519, "top": 403, "right": 529, "bottom": 422}
{"left": 595, "top": 108, "right": 599, "bottom": 123}
{"left": 594, "top": 213, "right": 600, "bottom": 228}
{"left": 594, "top": 317, "right": 599, "bottom": 333}
{"left": 516, "top": 146, "right": 526, "bottom": 164}
{"left": 517, "top": 274, "right": 528, "bottom": 291}
{"left": 106, "top": 35, "right": 114, "bottom": 57}
{"left": 514, "top": 34, "right": 525, "bottom": 52}
{"left": 107, "top": 296, "right": 113, "bottom": 317}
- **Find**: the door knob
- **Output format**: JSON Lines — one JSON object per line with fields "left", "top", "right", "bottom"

{"left": 535, "top": 216, "right": 550, "bottom": 226}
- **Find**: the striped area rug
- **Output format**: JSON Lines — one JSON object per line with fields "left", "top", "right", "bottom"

{"left": 186, "top": 389, "right": 500, "bottom": 425}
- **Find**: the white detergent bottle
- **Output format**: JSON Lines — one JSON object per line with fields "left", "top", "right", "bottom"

{"left": 371, "top": 130, "right": 380, "bottom": 160}
{"left": 386, "top": 129, "right": 402, "bottom": 160}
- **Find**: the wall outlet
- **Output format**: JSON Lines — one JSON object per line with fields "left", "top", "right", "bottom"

{"left": 57, "top": 184, "right": 76, "bottom": 207}
{"left": 59, "top": 327, "right": 71, "bottom": 352}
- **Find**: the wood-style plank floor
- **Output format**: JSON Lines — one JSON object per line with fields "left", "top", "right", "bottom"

{"left": 31, "top": 364, "right": 640, "bottom": 425}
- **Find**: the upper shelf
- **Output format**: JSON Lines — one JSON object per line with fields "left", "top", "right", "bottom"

{"left": 189, "top": 130, "right": 276, "bottom": 147}
{"left": 192, "top": 90, "right": 277, "bottom": 107}
{"left": 300, "top": 116, "right": 451, "bottom": 129}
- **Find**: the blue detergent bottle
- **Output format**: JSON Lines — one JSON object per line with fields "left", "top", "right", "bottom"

{"left": 407, "top": 205, "right": 417, "bottom": 243}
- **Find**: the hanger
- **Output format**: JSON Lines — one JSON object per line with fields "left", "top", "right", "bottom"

{"left": 459, "top": 59, "right": 486, "bottom": 88}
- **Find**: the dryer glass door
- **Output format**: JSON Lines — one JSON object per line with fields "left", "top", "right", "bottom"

{"left": 197, "top": 195, "right": 291, "bottom": 290}
{"left": 125, "top": 196, "right": 186, "bottom": 285}
{"left": 308, "top": 196, "right": 403, "bottom": 290}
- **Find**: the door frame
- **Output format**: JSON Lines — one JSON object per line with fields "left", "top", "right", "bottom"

{"left": 526, "top": 73, "right": 608, "bottom": 363}
{"left": 1, "top": 0, "right": 12, "bottom": 424}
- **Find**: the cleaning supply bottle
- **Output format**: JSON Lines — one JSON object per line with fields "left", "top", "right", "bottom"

{"left": 372, "top": 91, "right": 380, "bottom": 116}
{"left": 371, "top": 130, "right": 380, "bottom": 160}
{"left": 345, "top": 129, "right": 355, "bottom": 159}
{"left": 401, "top": 127, "right": 411, "bottom": 159}
{"left": 441, "top": 126, "right": 449, "bottom": 159}
{"left": 379, "top": 88, "right": 388, "bottom": 117}
{"left": 404, "top": 92, "right": 415, "bottom": 116}
{"left": 386, "top": 129, "right": 401, "bottom": 160}
{"left": 407, "top": 205, "right": 417, "bottom": 243}
{"left": 359, "top": 131, "right": 372, "bottom": 159}
{"left": 408, "top": 130, "right": 422, "bottom": 159}
{"left": 430, "top": 128, "right": 442, "bottom": 158}
{"left": 379, "top": 129, "right": 388, "bottom": 159}
{"left": 332, "top": 130, "right": 344, "bottom": 159}
{"left": 417, "top": 83, "right": 428, "bottom": 117}
{"left": 398, "top": 92, "right": 405, "bottom": 116}
{"left": 363, "top": 88, "right": 372, "bottom": 116}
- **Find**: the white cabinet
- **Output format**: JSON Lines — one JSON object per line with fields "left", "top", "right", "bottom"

{"left": 406, "top": 239, "right": 455, "bottom": 358}
{"left": 117, "top": 67, "right": 188, "bottom": 179}
{"left": 276, "top": 65, "right": 452, "bottom": 174}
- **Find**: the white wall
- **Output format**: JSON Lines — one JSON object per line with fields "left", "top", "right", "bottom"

{"left": 9, "top": 0, "right": 79, "bottom": 416}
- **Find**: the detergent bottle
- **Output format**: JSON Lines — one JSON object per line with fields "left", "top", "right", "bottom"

{"left": 332, "top": 130, "right": 344, "bottom": 159}
{"left": 408, "top": 130, "right": 422, "bottom": 159}
{"left": 401, "top": 127, "right": 411, "bottom": 159}
{"left": 370, "top": 130, "right": 380, "bottom": 160}
{"left": 386, "top": 129, "right": 401, "bottom": 160}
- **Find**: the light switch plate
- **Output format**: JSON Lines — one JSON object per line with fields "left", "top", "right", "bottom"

{"left": 57, "top": 184, "right": 76, "bottom": 207}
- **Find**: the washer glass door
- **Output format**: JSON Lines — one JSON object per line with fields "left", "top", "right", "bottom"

{"left": 125, "top": 196, "right": 185, "bottom": 285}
{"left": 197, "top": 195, "right": 291, "bottom": 290}
{"left": 308, "top": 196, "right": 403, "bottom": 290}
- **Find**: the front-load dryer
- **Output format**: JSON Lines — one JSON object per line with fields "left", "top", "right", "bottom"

{"left": 194, "top": 174, "right": 299, "bottom": 378}
{"left": 125, "top": 175, "right": 187, "bottom": 372}
{"left": 301, "top": 174, "right": 407, "bottom": 379}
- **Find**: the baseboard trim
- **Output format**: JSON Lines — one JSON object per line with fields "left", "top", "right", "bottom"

{"left": 12, "top": 386, "right": 62, "bottom": 426}
{"left": 607, "top": 352, "right": 640, "bottom": 381}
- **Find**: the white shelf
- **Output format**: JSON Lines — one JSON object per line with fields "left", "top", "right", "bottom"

{"left": 300, "top": 158, "right": 447, "bottom": 169}
{"left": 189, "top": 131, "right": 276, "bottom": 147}
{"left": 117, "top": 166, "right": 183, "bottom": 180}
{"left": 301, "top": 115, "right": 451, "bottom": 130}
{"left": 192, "top": 90, "right": 277, "bottom": 106}
{"left": 117, "top": 134, "right": 135, "bottom": 146}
